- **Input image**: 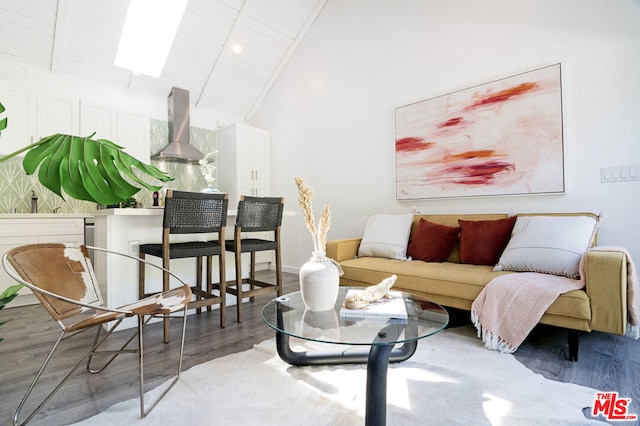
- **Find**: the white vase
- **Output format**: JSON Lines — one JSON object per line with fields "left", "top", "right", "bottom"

{"left": 201, "top": 183, "right": 220, "bottom": 193}
{"left": 299, "top": 251, "right": 340, "bottom": 311}
{"left": 300, "top": 309, "right": 340, "bottom": 340}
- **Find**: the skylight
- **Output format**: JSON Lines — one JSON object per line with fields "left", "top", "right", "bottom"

{"left": 114, "top": 0, "right": 188, "bottom": 78}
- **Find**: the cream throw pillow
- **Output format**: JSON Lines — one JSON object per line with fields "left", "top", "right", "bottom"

{"left": 494, "top": 215, "right": 599, "bottom": 279}
{"left": 358, "top": 213, "right": 414, "bottom": 260}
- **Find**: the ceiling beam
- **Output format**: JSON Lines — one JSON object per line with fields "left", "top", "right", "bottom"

{"left": 127, "top": 72, "right": 140, "bottom": 93}
{"left": 195, "top": 0, "right": 248, "bottom": 110}
{"left": 51, "top": 0, "right": 69, "bottom": 73}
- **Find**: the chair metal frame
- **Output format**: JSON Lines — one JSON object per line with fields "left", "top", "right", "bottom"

{"left": 2, "top": 244, "right": 192, "bottom": 425}
{"left": 139, "top": 190, "right": 229, "bottom": 342}
{"left": 225, "top": 195, "right": 284, "bottom": 322}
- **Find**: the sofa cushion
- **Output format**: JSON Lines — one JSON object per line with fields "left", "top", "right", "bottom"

{"left": 458, "top": 216, "right": 517, "bottom": 266}
{"left": 357, "top": 213, "right": 413, "bottom": 260}
{"left": 411, "top": 213, "right": 510, "bottom": 263}
{"left": 339, "top": 257, "right": 511, "bottom": 300}
{"left": 494, "top": 215, "right": 599, "bottom": 279}
{"left": 407, "top": 219, "right": 460, "bottom": 262}
{"left": 544, "top": 290, "right": 591, "bottom": 320}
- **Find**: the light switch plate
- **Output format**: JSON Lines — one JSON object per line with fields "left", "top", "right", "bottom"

{"left": 128, "top": 240, "right": 140, "bottom": 257}
{"left": 601, "top": 165, "right": 639, "bottom": 183}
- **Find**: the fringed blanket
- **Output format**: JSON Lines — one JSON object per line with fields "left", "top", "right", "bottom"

{"left": 471, "top": 272, "right": 585, "bottom": 353}
{"left": 586, "top": 246, "right": 640, "bottom": 339}
{"left": 472, "top": 246, "right": 640, "bottom": 353}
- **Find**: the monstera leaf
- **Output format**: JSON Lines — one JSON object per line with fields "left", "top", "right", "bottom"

{"left": 0, "top": 133, "right": 173, "bottom": 205}
{"left": 0, "top": 100, "right": 6, "bottom": 133}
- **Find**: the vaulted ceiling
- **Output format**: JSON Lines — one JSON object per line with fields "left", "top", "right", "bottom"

{"left": 0, "top": 0, "right": 327, "bottom": 120}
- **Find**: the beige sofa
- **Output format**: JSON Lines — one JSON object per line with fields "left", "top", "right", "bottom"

{"left": 326, "top": 213, "right": 630, "bottom": 360}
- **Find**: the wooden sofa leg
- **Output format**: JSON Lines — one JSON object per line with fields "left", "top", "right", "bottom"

{"left": 568, "top": 329, "right": 579, "bottom": 362}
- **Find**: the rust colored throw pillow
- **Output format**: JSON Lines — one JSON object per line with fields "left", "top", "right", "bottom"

{"left": 407, "top": 219, "right": 460, "bottom": 262}
{"left": 458, "top": 216, "right": 517, "bottom": 266}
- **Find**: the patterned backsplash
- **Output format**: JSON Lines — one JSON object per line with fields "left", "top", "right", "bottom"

{"left": 0, "top": 119, "right": 217, "bottom": 214}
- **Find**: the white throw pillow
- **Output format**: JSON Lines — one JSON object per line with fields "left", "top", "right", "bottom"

{"left": 494, "top": 215, "right": 599, "bottom": 279}
{"left": 358, "top": 213, "right": 414, "bottom": 260}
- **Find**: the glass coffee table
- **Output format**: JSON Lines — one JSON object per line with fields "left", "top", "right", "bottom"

{"left": 262, "top": 287, "right": 449, "bottom": 426}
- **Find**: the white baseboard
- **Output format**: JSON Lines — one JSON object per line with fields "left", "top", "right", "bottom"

{"left": 282, "top": 265, "right": 299, "bottom": 274}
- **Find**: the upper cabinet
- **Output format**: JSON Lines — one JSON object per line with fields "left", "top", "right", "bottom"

{"left": 217, "top": 123, "right": 272, "bottom": 208}
{"left": 80, "top": 99, "right": 117, "bottom": 140}
{"left": 0, "top": 90, "right": 149, "bottom": 160}
{"left": 80, "top": 100, "right": 150, "bottom": 161}
{"left": 36, "top": 93, "right": 149, "bottom": 160}
{"left": 0, "top": 87, "right": 35, "bottom": 155}
{"left": 116, "top": 108, "right": 150, "bottom": 161}
{"left": 37, "top": 91, "right": 80, "bottom": 139}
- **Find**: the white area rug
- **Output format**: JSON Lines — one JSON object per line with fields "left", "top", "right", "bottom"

{"left": 74, "top": 326, "right": 602, "bottom": 425}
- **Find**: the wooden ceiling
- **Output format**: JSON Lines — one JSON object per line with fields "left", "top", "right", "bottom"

{"left": 0, "top": 0, "right": 327, "bottom": 119}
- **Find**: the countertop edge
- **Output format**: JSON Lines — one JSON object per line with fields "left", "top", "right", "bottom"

{"left": 0, "top": 213, "right": 93, "bottom": 219}
{"left": 91, "top": 208, "right": 296, "bottom": 217}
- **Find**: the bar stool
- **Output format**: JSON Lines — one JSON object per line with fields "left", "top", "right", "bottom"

{"left": 225, "top": 195, "right": 284, "bottom": 322}
{"left": 139, "top": 189, "right": 228, "bottom": 342}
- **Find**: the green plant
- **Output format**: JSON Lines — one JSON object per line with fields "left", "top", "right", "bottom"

{"left": 0, "top": 100, "right": 7, "bottom": 133}
{"left": 0, "top": 284, "right": 24, "bottom": 343}
{"left": 0, "top": 133, "right": 173, "bottom": 204}
{"left": 0, "top": 97, "right": 173, "bottom": 204}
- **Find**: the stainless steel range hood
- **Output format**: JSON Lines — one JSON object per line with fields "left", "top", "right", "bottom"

{"left": 151, "top": 87, "right": 204, "bottom": 163}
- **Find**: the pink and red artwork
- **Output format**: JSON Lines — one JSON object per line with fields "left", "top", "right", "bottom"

{"left": 395, "top": 63, "right": 564, "bottom": 200}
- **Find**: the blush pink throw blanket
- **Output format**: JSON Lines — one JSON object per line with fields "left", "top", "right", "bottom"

{"left": 472, "top": 246, "right": 640, "bottom": 353}
{"left": 471, "top": 272, "right": 584, "bottom": 353}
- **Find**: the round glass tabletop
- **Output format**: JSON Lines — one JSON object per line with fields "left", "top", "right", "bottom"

{"left": 262, "top": 287, "right": 449, "bottom": 347}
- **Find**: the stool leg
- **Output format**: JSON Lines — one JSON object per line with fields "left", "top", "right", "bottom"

{"left": 235, "top": 251, "right": 243, "bottom": 323}
{"left": 275, "top": 247, "right": 283, "bottom": 297}
{"left": 249, "top": 252, "right": 256, "bottom": 303}
{"left": 196, "top": 257, "right": 203, "bottom": 315}
{"left": 138, "top": 253, "right": 146, "bottom": 299}
{"left": 206, "top": 256, "right": 213, "bottom": 312}
{"left": 162, "top": 263, "right": 170, "bottom": 343}
{"left": 218, "top": 252, "right": 226, "bottom": 328}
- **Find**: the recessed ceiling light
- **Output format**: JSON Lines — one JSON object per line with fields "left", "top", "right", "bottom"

{"left": 114, "top": 0, "right": 188, "bottom": 78}
{"left": 231, "top": 43, "right": 243, "bottom": 55}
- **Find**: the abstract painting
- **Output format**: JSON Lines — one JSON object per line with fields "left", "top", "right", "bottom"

{"left": 395, "top": 63, "right": 564, "bottom": 200}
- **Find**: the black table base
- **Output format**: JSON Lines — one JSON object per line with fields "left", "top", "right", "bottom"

{"left": 275, "top": 316, "right": 417, "bottom": 426}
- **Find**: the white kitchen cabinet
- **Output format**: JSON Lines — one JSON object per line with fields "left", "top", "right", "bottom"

{"left": 37, "top": 91, "right": 80, "bottom": 140}
{"left": 216, "top": 123, "right": 271, "bottom": 208}
{"left": 35, "top": 95, "right": 150, "bottom": 161}
{"left": 0, "top": 87, "right": 35, "bottom": 155}
{"left": 117, "top": 108, "right": 150, "bottom": 161}
{"left": 0, "top": 215, "right": 88, "bottom": 306}
{"left": 217, "top": 123, "right": 273, "bottom": 265}
{"left": 80, "top": 100, "right": 150, "bottom": 161}
{"left": 80, "top": 99, "right": 117, "bottom": 140}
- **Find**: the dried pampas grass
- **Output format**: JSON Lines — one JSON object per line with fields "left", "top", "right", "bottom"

{"left": 295, "top": 177, "right": 331, "bottom": 253}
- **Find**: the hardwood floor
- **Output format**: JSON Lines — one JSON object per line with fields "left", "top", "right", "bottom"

{"left": 1, "top": 272, "right": 638, "bottom": 425}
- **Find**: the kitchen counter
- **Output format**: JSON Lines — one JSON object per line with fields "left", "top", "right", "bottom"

{"left": 92, "top": 208, "right": 243, "bottom": 216}
{"left": 0, "top": 213, "right": 92, "bottom": 219}
{"left": 92, "top": 207, "right": 297, "bottom": 217}
{"left": 93, "top": 207, "right": 294, "bottom": 329}
{"left": 92, "top": 208, "right": 164, "bottom": 216}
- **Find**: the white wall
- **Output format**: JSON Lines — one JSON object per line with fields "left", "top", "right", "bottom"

{"left": 251, "top": 0, "right": 640, "bottom": 271}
